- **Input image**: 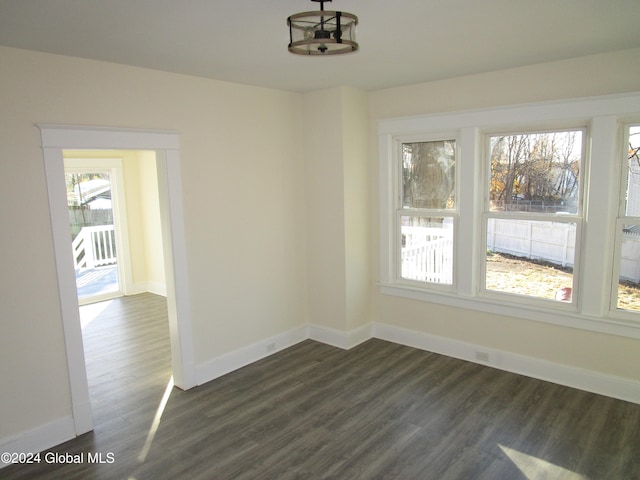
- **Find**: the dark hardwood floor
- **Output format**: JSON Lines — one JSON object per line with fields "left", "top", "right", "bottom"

{"left": 3, "top": 293, "right": 639, "bottom": 479}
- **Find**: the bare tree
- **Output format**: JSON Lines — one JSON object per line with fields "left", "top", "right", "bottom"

{"left": 490, "top": 134, "right": 529, "bottom": 207}
{"left": 403, "top": 141, "right": 455, "bottom": 210}
{"left": 490, "top": 131, "right": 581, "bottom": 212}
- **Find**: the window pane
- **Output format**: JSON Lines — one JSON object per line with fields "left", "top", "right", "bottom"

{"left": 489, "top": 131, "right": 582, "bottom": 214}
{"left": 402, "top": 140, "right": 455, "bottom": 209}
{"left": 486, "top": 219, "right": 575, "bottom": 301}
{"left": 624, "top": 126, "right": 640, "bottom": 216}
{"left": 617, "top": 224, "right": 640, "bottom": 311}
{"left": 401, "top": 216, "right": 453, "bottom": 284}
{"left": 617, "top": 126, "right": 640, "bottom": 312}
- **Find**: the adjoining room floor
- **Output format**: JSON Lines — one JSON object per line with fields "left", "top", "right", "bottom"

{"left": 75, "top": 265, "right": 119, "bottom": 299}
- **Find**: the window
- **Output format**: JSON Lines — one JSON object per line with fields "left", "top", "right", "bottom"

{"left": 613, "top": 125, "right": 640, "bottom": 313}
{"left": 378, "top": 93, "right": 640, "bottom": 338}
{"left": 398, "top": 139, "right": 456, "bottom": 286}
{"left": 484, "top": 130, "right": 584, "bottom": 303}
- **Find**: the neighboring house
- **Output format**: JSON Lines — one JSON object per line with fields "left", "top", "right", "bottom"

{"left": 68, "top": 178, "right": 112, "bottom": 210}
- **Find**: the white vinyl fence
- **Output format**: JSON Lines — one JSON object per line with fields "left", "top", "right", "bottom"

{"left": 487, "top": 219, "right": 576, "bottom": 267}
{"left": 620, "top": 230, "right": 640, "bottom": 284}
{"left": 487, "top": 219, "right": 640, "bottom": 283}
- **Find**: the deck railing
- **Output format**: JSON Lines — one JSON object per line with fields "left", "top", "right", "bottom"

{"left": 72, "top": 225, "right": 117, "bottom": 269}
{"left": 401, "top": 227, "right": 454, "bottom": 283}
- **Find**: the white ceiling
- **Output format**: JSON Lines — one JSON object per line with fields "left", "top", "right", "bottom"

{"left": 1, "top": 0, "right": 640, "bottom": 93}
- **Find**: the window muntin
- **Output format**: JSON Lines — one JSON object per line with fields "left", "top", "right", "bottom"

{"left": 484, "top": 130, "right": 584, "bottom": 302}
{"left": 398, "top": 139, "right": 456, "bottom": 286}
{"left": 614, "top": 125, "right": 640, "bottom": 313}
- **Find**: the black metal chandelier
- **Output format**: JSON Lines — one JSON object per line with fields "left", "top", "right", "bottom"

{"left": 287, "top": 0, "right": 359, "bottom": 56}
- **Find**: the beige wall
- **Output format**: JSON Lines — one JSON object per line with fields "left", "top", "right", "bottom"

{"left": 135, "top": 151, "right": 166, "bottom": 291}
{"left": 369, "top": 48, "right": 640, "bottom": 119}
{"left": 367, "top": 47, "right": 640, "bottom": 381}
{"left": 342, "top": 88, "right": 371, "bottom": 331}
{"left": 302, "top": 87, "right": 370, "bottom": 333}
{"left": 0, "top": 46, "right": 306, "bottom": 439}
{"left": 303, "top": 88, "right": 348, "bottom": 331}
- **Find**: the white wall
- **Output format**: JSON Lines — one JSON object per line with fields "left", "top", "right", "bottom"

{"left": 0, "top": 46, "right": 307, "bottom": 441}
{"left": 367, "top": 47, "right": 640, "bottom": 382}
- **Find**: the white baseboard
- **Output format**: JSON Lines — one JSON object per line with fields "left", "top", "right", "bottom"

{"left": 7, "top": 320, "right": 637, "bottom": 468}
{"left": 373, "top": 322, "right": 640, "bottom": 405}
{"left": 144, "top": 282, "right": 167, "bottom": 297}
{"left": 196, "top": 321, "right": 640, "bottom": 404}
{"left": 0, "top": 416, "right": 75, "bottom": 469}
{"left": 195, "top": 325, "right": 309, "bottom": 385}
{"left": 308, "top": 323, "right": 373, "bottom": 350}
{"left": 72, "top": 399, "right": 93, "bottom": 436}
{"left": 127, "top": 282, "right": 167, "bottom": 297}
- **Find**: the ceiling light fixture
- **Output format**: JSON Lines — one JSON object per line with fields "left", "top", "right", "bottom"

{"left": 287, "top": 0, "right": 358, "bottom": 56}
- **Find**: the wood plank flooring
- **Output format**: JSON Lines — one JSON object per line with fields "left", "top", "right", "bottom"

{"left": 3, "top": 293, "right": 639, "bottom": 479}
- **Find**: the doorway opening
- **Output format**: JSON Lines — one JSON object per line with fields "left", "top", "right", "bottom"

{"left": 64, "top": 158, "right": 125, "bottom": 304}
{"left": 41, "top": 125, "right": 196, "bottom": 437}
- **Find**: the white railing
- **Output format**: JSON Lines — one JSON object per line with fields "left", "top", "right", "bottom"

{"left": 72, "top": 225, "right": 117, "bottom": 269}
{"left": 401, "top": 227, "right": 453, "bottom": 283}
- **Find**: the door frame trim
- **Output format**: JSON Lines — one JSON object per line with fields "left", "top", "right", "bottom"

{"left": 40, "top": 125, "right": 196, "bottom": 435}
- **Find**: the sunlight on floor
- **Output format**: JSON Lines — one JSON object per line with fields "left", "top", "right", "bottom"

{"left": 499, "top": 444, "right": 586, "bottom": 480}
{"left": 79, "top": 300, "right": 113, "bottom": 329}
{"left": 138, "top": 376, "right": 175, "bottom": 463}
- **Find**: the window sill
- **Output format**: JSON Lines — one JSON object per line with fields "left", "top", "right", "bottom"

{"left": 378, "top": 283, "right": 640, "bottom": 340}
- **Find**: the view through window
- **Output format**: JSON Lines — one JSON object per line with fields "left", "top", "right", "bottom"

{"left": 400, "top": 140, "right": 456, "bottom": 285}
{"left": 616, "top": 125, "right": 640, "bottom": 312}
{"left": 485, "top": 130, "right": 583, "bottom": 302}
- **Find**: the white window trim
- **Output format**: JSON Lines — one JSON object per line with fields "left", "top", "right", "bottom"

{"left": 379, "top": 92, "right": 640, "bottom": 340}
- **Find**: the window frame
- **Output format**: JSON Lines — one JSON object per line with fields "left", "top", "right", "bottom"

{"left": 393, "top": 133, "right": 460, "bottom": 291}
{"left": 479, "top": 127, "right": 588, "bottom": 309}
{"left": 378, "top": 93, "right": 640, "bottom": 340}
{"left": 610, "top": 122, "right": 640, "bottom": 318}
